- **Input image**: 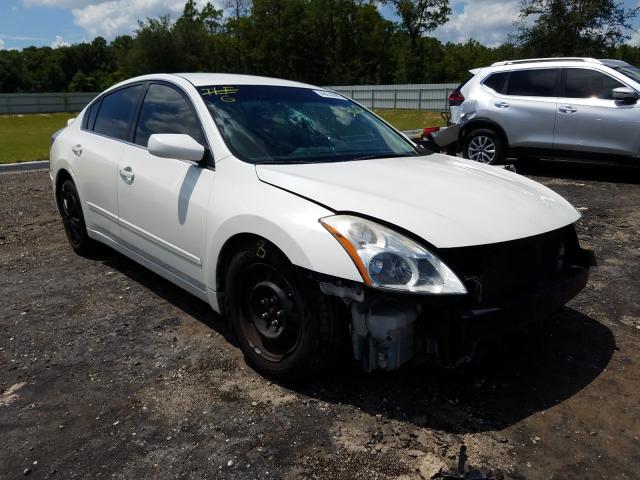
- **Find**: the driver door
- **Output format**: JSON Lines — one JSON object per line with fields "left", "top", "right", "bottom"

{"left": 554, "top": 68, "right": 640, "bottom": 157}
{"left": 116, "top": 82, "right": 215, "bottom": 289}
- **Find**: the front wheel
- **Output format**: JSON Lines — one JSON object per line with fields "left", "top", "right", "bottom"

{"left": 224, "top": 241, "right": 346, "bottom": 381}
{"left": 463, "top": 128, "right": 506, "bottom": 165}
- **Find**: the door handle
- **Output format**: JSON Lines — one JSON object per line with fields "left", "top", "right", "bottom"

{"left": 495, "top": 102, "right": 510, "bottom": 108}
{"left": 559, "top": 106, "right": 577, "bottom": 114}
{"left": 119, "top": 166, "right": 134, "bottom": 181}
{"left": 72, "top": 144, "right": 82, "bottom": 156}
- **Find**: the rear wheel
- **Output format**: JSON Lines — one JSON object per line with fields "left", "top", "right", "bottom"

{"left": 463, "top": 128, "right": 505, "bottom": 165}
{"left": 58, "top": 179, "right": 98, "bottom": 256}
{"left": 224, "top": 240, "right": 345, "bottom": 381}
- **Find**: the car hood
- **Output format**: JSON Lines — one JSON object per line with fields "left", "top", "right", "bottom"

{"left": 255, "top": 154, "right": 580, "bottom": 248}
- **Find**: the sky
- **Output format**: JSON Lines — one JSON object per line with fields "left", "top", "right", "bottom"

{"left": 0, "top": 0, "right": 639, "bottom": 51}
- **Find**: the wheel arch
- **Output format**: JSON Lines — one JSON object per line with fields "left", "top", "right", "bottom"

{"left": 460, "top": 118, "right": 509, "bottom": 148}
{"left": 206, "top": 214, "right": 363, "bottom": 314}
{"left": 54, "top": 168, "right": 75, "bottom": 214}
{"left": 215, "top": 232, "right": 290, "bottom": 297}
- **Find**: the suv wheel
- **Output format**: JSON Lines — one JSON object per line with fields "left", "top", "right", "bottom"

{"left": 463, "top": 128, "right": 505, "bottom": 165}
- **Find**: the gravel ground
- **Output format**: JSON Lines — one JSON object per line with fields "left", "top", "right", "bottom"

{"left": 1, "top": 162, "right": 639, "bottom": 480}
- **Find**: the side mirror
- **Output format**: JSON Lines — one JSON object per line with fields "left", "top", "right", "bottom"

{"left": 612, "top": 87, "right": 639, "bottom": 103}
{"left": 66, "top": 117, "right": 76, "bottom": 126}
{"left": 148, "top": 134, "right": 205, "bottom": 164}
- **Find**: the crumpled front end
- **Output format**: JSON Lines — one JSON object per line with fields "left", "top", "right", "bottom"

{"left": 320, "top": 224, "right": 595, "bottom": 371}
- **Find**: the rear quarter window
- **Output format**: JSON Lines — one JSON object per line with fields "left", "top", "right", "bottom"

{"left": 482, "top": 72, "right": 509, "bottom": 94}
{"left": 83, "top": 99, "right": 101, "bottom": 131}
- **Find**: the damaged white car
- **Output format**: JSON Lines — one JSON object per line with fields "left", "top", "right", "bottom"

{"left": 50, "top": 74, "right": 595, "bottom": 379}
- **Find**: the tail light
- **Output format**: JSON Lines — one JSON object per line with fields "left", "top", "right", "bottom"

{"left": 422, "top": 126, "right": 441, "bottom": 138}
{"left": 448, "top": 89, "right": 465, "bottom": 107}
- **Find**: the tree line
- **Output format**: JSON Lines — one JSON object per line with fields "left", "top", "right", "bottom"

{"left": 1, "top": 0, "right": 639, "bottom": 93}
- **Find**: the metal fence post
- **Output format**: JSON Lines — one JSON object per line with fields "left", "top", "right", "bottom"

{"left": 418, "top": 89, "right": 423, "bottom": 110}
{"left": 371, "top": 89, "right": 375, "bottom": 109}
{"left": 393, "top": 89, "right": 397, "bottom": 109}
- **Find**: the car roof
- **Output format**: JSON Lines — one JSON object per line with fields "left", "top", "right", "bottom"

{"left": 115, "top": 73, "right": 319, "bottom": 90}
{"left": 489, "top": 57, "right": 631, "bottom": 69}
{"left": 175, "top": 73, "right": 317, "bottom": 89}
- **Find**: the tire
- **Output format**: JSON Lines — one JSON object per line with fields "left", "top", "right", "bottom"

{"left": 58, "top": 179, "right": 98, "bottom": 256}
{"left": 463, "top": 128, "right": 506, "bottom": 165}
{"left": 224, "top": 240, "right": 346, "bottom": 381}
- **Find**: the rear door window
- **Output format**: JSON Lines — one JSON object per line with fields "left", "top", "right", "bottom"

{"left": 564, "top": 68, "right": 625, "bottom": 100}
{"left": 134, "top": 83, "right": 206, "bottom": 148}
{"left": 506, "top": 69, "right": 559, "bottom": 97}
{"left": 93, "top": 84, "right": 145, "bottom": 141}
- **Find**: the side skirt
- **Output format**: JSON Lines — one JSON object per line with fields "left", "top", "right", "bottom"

{"left": 88, "top": 228, "right": 211, "bottom": 304}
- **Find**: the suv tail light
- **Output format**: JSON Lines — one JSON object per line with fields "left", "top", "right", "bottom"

{"left": 448, "top": 89, "right": 465, "bottom": 106}
{"left": 422, "top": 126, "right": 441, "bottom": 138}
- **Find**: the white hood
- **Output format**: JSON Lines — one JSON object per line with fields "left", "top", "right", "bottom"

{"left": 256, "top": 154, "right": 580, "bottom": 248}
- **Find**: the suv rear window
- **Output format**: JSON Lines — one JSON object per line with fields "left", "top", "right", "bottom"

{"left": 93, "top": 84, "right": 145, "bottom": 141}
{"left": 564, "top": 68, "right": 624, "bottom": 100}
{"left": 483, "top": 72, "right": 508, "bottom": 93}
{"left": 506, "top": 69, "right": 559, "bottom": 97}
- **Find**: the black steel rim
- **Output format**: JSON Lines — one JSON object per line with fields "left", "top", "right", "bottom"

{"left": 60, "top": 185, "right": 83, "bottom": 246}
{"left": 237, "top": 263, "right": 303, "bottom": 363}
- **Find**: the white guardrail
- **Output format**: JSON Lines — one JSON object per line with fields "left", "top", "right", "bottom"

{"left": 0, "top": 84, "right": 458, "bottom": 114}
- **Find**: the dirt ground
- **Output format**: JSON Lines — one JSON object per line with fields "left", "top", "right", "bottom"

{"left": 1, "top": 162, "right": 639, "bottom": 480}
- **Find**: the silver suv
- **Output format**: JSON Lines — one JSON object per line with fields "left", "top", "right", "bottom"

{"left": 447, "top": 57, "right": 640, "bottom": 164}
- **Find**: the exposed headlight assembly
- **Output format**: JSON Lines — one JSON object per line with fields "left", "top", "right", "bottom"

{"left": 320, "top": 215, "right": 467, "bottom": 295}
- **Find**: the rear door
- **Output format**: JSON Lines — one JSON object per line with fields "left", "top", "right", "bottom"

{"left": 75, "top": 84, "right": 145, "bottom": 240}
{"left": 116, "top": 82, "right": 215, "bottom": 289}
{"left": 496, "top": 68, "right": 560, "bottom": 148}
{"left": 554, "top": 67, "right": 640, "bottom": 157}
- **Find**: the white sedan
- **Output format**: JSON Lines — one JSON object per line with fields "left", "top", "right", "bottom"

{"left": 50, "top": 73, "right": 595, "bottom": 379}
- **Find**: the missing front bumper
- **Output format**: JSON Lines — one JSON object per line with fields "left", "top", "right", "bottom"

{"left": 345, "top": 257, "right": 593, "bottom": 371}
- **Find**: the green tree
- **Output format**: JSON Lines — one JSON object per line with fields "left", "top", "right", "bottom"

{"left": 386, "top": 0, "right": 451, "bottom": 81}
{"left": 515, "top": 0, "right": 639, "bottom": 56}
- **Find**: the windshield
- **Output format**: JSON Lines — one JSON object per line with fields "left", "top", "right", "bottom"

{"left": 614, "top": 64, "right": 640, "bottom": 84}
{"left": 199, "top": 85, "right": 418, "bottom": 164}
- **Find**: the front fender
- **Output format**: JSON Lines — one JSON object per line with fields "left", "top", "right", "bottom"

{"left": 204, "top": 161, "right": 363, "bottom": 312}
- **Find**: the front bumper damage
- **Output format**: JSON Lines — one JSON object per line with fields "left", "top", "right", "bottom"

{"left": 321, "top": 225, "right": 595, "bottom": 371}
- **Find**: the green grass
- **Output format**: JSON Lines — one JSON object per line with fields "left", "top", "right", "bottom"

{"left": 0, "top": 112, "right": 77, "bottom": 164}
{"left": 374, "top": 108, "right": 446, "bottom": 131}
{"left": 0, "top": 109, "right": 442, "bottom": 164}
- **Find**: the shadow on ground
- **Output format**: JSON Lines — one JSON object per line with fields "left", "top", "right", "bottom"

{"left": 100, "top": 247, "right": 615, "bottom": 436}
{"left": 299, "top": 307, "right": 615, "bottom": 434}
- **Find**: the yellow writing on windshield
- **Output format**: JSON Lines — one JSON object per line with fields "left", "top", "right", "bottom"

{"left": 202, "top": 86, "right": 239, "bottom": 102}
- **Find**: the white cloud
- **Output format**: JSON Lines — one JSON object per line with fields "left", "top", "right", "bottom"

{"left": 432, "top": 0, "right": 522, "bottom": 46}
{"left": 72, "top": 0, "right": 186, "bottom": 38}
{"left": 23, "top": 0, "right": 98, "bottom": 7}
{"left": 23, "top": 0, "right": 219, "bottom": 39}
{"left": 0, "top": 38, "right": 4, "bottom": 50}
{"left": 51, "top": 35, "right": 69, "bottom": 48}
